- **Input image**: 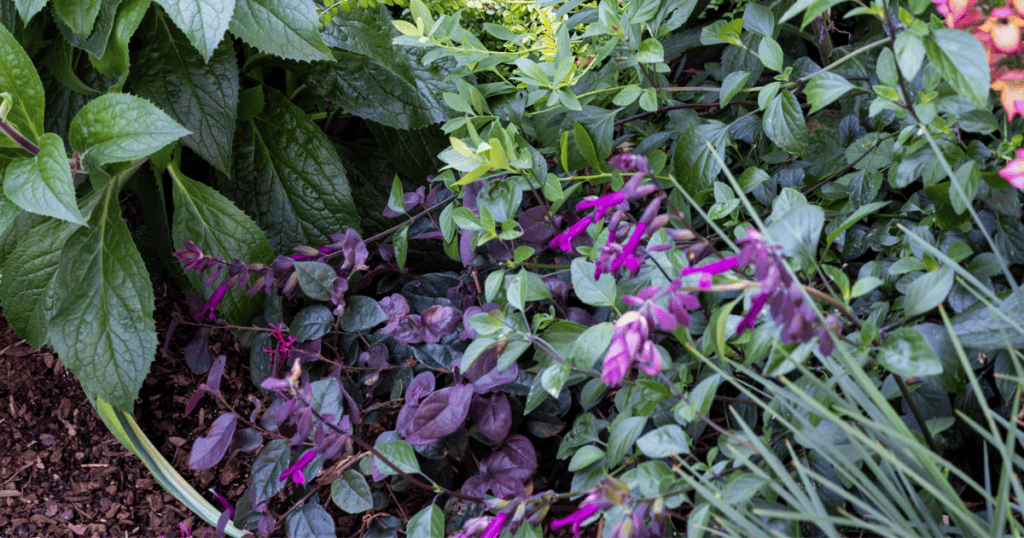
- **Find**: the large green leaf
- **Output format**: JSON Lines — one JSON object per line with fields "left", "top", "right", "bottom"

{"left": 51, "top": 0, "right": 103, "bottom": 36}
{"left": 879, "top": 327, "right": 943, "bottom": 377}
{"left": 805, "top": 71, "right": 857, "bottom": 114}
{"left": 4, "top": 132, "right": 87, "bottom": 225}
{"left": 0, "top": 22, "right": 45, "bottom": 146}
{"left": 0, "top": 218, "right": 75, "bottom": 348}
{"left": 406, "top": 505, "right": 444, "bottom": 537}
{"left": 365, "top": 120, "right": 446, "bottom": 184}
{"left": 131, "top": 12, "right": 238, "bottom": 173}
{"left": 169, "top": 164, "right": 272, "bottom": 324}
{"left": 903, "top": 268, "right": 954, "bottom": 318}
{"left": 299, "top": 4, "right": 456, "bottom": 129}
{"left": 672, "top": 122, "right": 730, "bottom": 204}
{"left": 330, "top": 470, "right": 373, "bottom": 514}
{"left": 14, "top": 0, "right": 48, "bottom": 22}
{"left": 949, "top": 291, "right": 1024, "bottom": 350}
{"left": 69, "top": 93, "right": 190, "bottom": 165}
{"left": 285, "top": 498, "right": 335, "bottom": 538}
{"left": 151, "top": 0, "right": 234, "bottom": 62}
{"left": 227, "top": 0, "right": 331, "bottom": 62}
{"left": 48, "top": 186, "right": 157, "bottom": 412}
{"left": 88, "top": 0, "right": 150, "bottom": 84}
{"left": 763, "top": 89, "right": 809, "bottom": 157}
{"left": 226, "top": 87, "right": 360, "bottom": 252}
{"left": 54, "top": 0, "right": 119, "bottom": 58}
{"left": 923, "top": 28, "right": 990, "bottom": 109}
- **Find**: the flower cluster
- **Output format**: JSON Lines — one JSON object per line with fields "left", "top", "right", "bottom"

{"left": 549, "top": 154, "right": 670, "bottom": 277}
{"left": 549, "top": 477, "right": 667, "bottom": 537}
{"left": 931, "top": 0, "right": 1024, "bottom": 189}
{"left": 454, "top": 492, "right": 556, "bottom": 538}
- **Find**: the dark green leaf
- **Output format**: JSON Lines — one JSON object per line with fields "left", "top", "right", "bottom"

{"left": 285, "top": 497, "right": 335, "bottom": 537}
{"left": 406, "top": 505, "right": 444, "bottom": 537}
{"left": 69, "top": 93, "right": 190, "bottom": 165}
{"left": 131, "top": 13, "right": 239, "bottom": 173}
{"left": 673, "top": 122, "right": 729, "bottom": 204}
{"left": 0, "top": 21, "right": 45, "bottom": 146}
{"left": 637, "top": 425, "right": 691, "bottom": 458}
{"left": 151, "top": 0, "right": 234, "bottom": 61}
{"left": 4, "top": 132, "right": 86, "bottom": 225}
{"left": 89, "top": 0, "right": 149, "bottom": 82}
{"left": 228, "top": 0, "right": 330, "bottom": 62}
{"left": 48, "top": 191, "right": 157, "bottom": 412}
{"left": 331, "top": 470, "right": 373, "bottom": 514}
{"left": 606, "top": 415, "right": 646, "bottom": 463}
{"left": 805, "top": 71, "right": 856, "bottom": 114}
{"left": 293, "top": 261, "right": 335, "bottom": 302}
{"left": 251, "top": 439, "right": 289, "bottom": 506}
{"left": 169, "top": 165, "right": 272, "bottom": 324}
{"left": 14, "top": 0, "right": 48, "bottom": 22}
{"left": 719, "top": 71, "right": 750, "bottom": 108}
{"left": 290, "top": 305, "right": 334, "bottom": 341}
{"left": 949, "top": 291, "right": 1024, "bottom": 350}
{"left": 879, "top": 327, "right": 943, "bottom": 377}
{"left": 51, "top": 0, "right": 102, "bottom": 36}
{"left": 903, "top": 268, "right": 954, "bottom": 318}
{"left": 54, "top": 0, "right": 118, "bottom": 58}
{"left": 923, "top": 29, "right": 990, "bottom": 109}
{"left": 765, "top": 204, "right": 823, "bottom": 259}
{"left": 338, "top": 295, "right": 387, "bottom": 332}
{"left": 226, "top": 87, "right": 360, "bottom": 252}
{"left": 763, "top": 90, "right": 809, "bottom": 157}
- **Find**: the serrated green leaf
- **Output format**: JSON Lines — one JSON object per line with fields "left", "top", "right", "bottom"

{"left": 151, "top": 0, "right": 234, "bottom": 62}
{"left": 89, "top": 0, "right": 149, "bottom": 83}
{"left": 805, "top": 71, "right": 856, "bottom": 114}
{"left": 903, "top": 268, "right": 954, "bottom": 318}
{"left": 169, "top": 164, "right": 272, "bottom": 324}
{"left": 51, "top": 0, "right": 102, "bottom": 36}
{"left": 0, "top": 22, "right": 45, "bottom": 146}
{"left": 53, "top": 0, "right": 118, "bottom": 58}
{"left": 331, "top": 470, "right": 373, "bottom": 514}
{"left": 4, "top": 133, "right": 86, "bottom": 225}
{"left": 299, "top": 4, "right": 456, "bottom": 129}
{"left": 228, "top": 0, "right": 330, "bottom": 62}
{"left": 406, "top": 505, "right": 443, "bottom": 537}
{"left": 13, "top": 0, "right": 48, "bottom": 22}
{"left": 48, "top": 190, "right": 157, "bottom": 412}
{"left": 131, "top": 13, "right": 238, "bottom": 174}
{"left": 43, "top": 38, "right": 101, "bottom": 97}
{"left": 923, "top": 29, "right": 990, "bottom": 109}
{"left": 763, "top": 90, "right": 809, "bottom": 157}
{"left": 226, "top": 87, "right": 360, "bottom": 252}
{"left": 69, "top": 93, "right": 190, "bottom": 166}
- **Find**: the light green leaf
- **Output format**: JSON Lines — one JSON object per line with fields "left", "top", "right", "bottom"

{"left": 613, "top": 84, "right": 642, "bottom": 106}
{"left": 4, "top": 132, "right": 86, "bottom": 225}
{"left": 879, "top": 327, "right": 943, "bottom": 377}
{"left": 923, "top": 28, "right": 990, "bottom": 109}
{"left": 228, "top": 0, "right": 331, "bottom": 62}
{"left": 331, "top": 470, "right": 373, "bottom": 514}
{"left": 763, "top": 90, "right": 809, "bottom": 156}
{"left": 636, "top": 38, "right": 664, "bottom": 63}
{"left": 69, "top": 93, "right": 190, "bottom": 165}
{"left": 169, "top": 164, "right": 272, "bottom": 324}
{"left": 719, "top": 71, "right": 750, "bottom": 108}
{"left": 226, "top": 88, "right": 360, "bottom": 252}
{"left": 51, "top": 0, "right": 102, "bottom": 36}
{"left": 568, "top": 445, "right": 605, "bottom": 471}
{"left": 894, "top": 32, "right": 925, "bottom": 81}
{"left": 637, "top": 425, "right": 691, "bottom": 458}
{"left": 13, "top": 0, "right": 48, "bottom": 22}
{"left": 48, "top": 190, "right": 157, "bottom": 412}
{"left": 300, "top": 4, "right": 457, "bottom": 129}
{"left": 805, "top": 71, "right": 857, "bottom": 114}
{"left": 744, "top": 3, "right": 775, "bottom": 36}
{"left": 151, "top": 0, "right": 235, "bottom": 62}
{"left": 406, "top": 505, "right": 444, "bottom": 537}
{"left": 607, "top": 415, "right": 646, "bottom": 463}
{"left": 758, "top": 37, "right": 784, "bottom": 71}
{"left": 903, "top": 268, "right": 954, "bottom": 317}
{"left": 0, "top": 23, "right": 45, "bottom": 146}
{"left": 571, "top": 258, "right": 617, "bottom": 307}
{"left": 374, "top": 440, "right": 421, "bottom": 476}
{"left": 293, "top": 261, "right": 335, "bottom": 302}
{"left": 131, "top": 13, "right": 239, "bottom": 174}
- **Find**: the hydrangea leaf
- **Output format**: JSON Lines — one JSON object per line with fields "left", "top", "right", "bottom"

{"left": 227, "top": 0, "right": 331, "bottom": 62}
{"left": 48, "top": 191, "right": 157, "bottom": 412}
{"left": 151, "top": 0, "right": 235, "bottom": 62}
{"left": 4, "top": 132, "right": 87, "bottom": 225}
{"left": 0, "top": 22, "right": 45, "bottom": 147}
{"left": 69, "top": 93, "right": 191, "bottom": 166}
{"left": 131, "top": 12, "right": 238, "bottom": 173}
{"left": 51, "top": 0, "right": 103, "bottom": 37}
{"left": 225, "top": 87, "right": 360, "bottom": 252}
{"left": 168, "top": 164, "right": 272, "bottom": 325}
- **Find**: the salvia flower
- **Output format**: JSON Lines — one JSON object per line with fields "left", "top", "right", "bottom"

{"left": 679, "top": 255, "right": 740, "bottom": 289}
{"left": 549, "top": 216, "right": 594, "bottom": 251}
{"left": 601, "top": 311, "right": 652, "bottom": 386}
{"left": 196, "top": 283, "right": 229, "bottom": 321}
{"left": 481, "top": 512, "right": 509, "bottom": 538}
{"left": 278, "top": 450, "right": 317, "bottom": 484}
{"left": 550, "top": 503, "right": 601, "bottom": 537}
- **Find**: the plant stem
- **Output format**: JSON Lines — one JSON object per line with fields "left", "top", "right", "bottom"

{"left": 0, "top": 116, "right": 40, "bottom": 155}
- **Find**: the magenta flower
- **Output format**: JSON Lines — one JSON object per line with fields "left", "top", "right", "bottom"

{"left": 611, "top": 222, "right": 648, "bottom": 272}
{"left": 481, "top": 512, "right": 509, "bottom": 538}
{"left": 679, "top": 256, "right": 739, "bottom": 289}
{"left": 550, "top": 216, "right": 594, "bottom": 251}
{"left": 210, "top": 488, "right": 235, "bottom": 518}
{"left": 550, "top": 503, "right": 601, "bottom": 537}
{"left": 196, "top": 283, "right": 229, "bottom": 321}
{"left": 999, "top": 148, "right": 1024, "bottom": 189}
{"left": 608, "top": 153, "right": 650, "bottom": 174}
{"left": 576, "top": 191, "right": 627, "bottom": 220}
{"left": 601, "top": 311, "right": 649, "bottom": 386}
{"left": 279, "top": 450, "right": 317, "bottom": 484}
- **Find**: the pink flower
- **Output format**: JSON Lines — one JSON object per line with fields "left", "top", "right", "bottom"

{"left": 550, "top": 216, "right": 594, "bottom": 251}
{"left": 601, "top": 311, "right": 649, "bottom": 386}
{"left": 550, "top": 503, "right": 601, "bottom": 537}
{"left": 279, "top": 450, "right": 317, "bottom": 484}
{"left": 196, "top": 283, "right": 229, "bottom": 321}
{"left": 481, "top": 512, "right": 509, "bottom": 538}
{"left": 577, "top": 191, "right": 627, "bottom": 220}
{"left": 679, "top": 256, "right": 740, "bottom": 289}
{"left": 611, "top": 222, "right": 648, "bottom": 272}
{"left": 999, "top": 148, "right": 1024, "bottom": 188}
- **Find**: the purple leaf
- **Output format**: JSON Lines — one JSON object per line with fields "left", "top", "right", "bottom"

{"left": 185, "top": 355, "right": 227, "bottom": 415}
{"left": 421, "top": 305, "right": 462, "bottom": 344}
{"left": 379, "top": 294, "right": 410, "bottom": 319}
{"left": 463, "top": 348, "right": 518, "bottom": 394}
{"left": 518, "top": 206, "right": 556, "bottom": 243}
{"left": 407, "top": 384, "right": 473, "bottom": 445}
{"left": 490, "top": 473, "right": 527, "bottom": 499}
{"left": 189, "top": 413, "right": 237, "bottom": 470}
{"left": 390, "top": 315, "right": 426, "bottom": 344}
{"left": 472, "top": 393, "right": 511, "bottom": 442}
{"left": 500, "top": 435, "right": 538, "bottom": 479}
{"left": 184, "top": 327, "right": 213, "bottom": 374}
{"left": 396, "top": 372, "right": 435, "bottom": 438}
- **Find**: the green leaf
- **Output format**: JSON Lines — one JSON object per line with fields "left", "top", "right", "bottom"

{"left": 606, "top": 415, "right": 646, "bottom": 463}
{"left": 673, "top": 122, "right": 729, "bottom": 204}
{"left": 540, "top": 360, "right": 571, "bottom": 397}
{"left": 151, "top": 0, "right": 234, "bottom": 62}
{"left": 719, "top": 71, "right": 750, "bottom": 108}
{"left": 228, "top": 0, "right": 331, "bottom": 62}
{"left": 0, "top": 218, "right": 75, "bottom": 348}
{"left": 758, "top": 37, "right": 784, "bottom": 71}
{"left": 0, "top": 22, "right": 45, "bottom": 146}
{"left": 293, "top": 261, "right": 335, "bottom": 302}
{"left": 923, "top": 28, "right": 990, "bottom": 109}
{"left": 805, "top": 71, "right": 856, "bottom": 114}
{"left": 570, "top": 258, "right": 617, "bottom": 307}
{"left": 636, "top": 38, "right": 664, "bottom": 63}
{"left": 43, "top": 38, "right": 101, "bottom": 97}
{"left": 300, "top": 4, "right": 456, "bottom": 129}
{"left": 825, "top": 201, "right": 889, "bottom": 247}
{"left": 637, "top": 425, "right": 691, "bottom": 458}
{"left": 613, "top": 84, "right": 642, "bottom": 106}
{"left": 949, "top": 291, "right": 1024, "bottom": 350}
{"left": 338, "top": 296, "right": 387, "bottom": 332}
{"left": 51, "top": 0, "right": 102, "bottom": 36}
{"left": 53, "top": 0, "right": 118, "bottom": 58}
{"left": 69, "top": 93, "right": 190, "bottom": 166}
{"left": 131, "top": 13, "right": 239, "bottom": 174}
{"left": 394, "top": 225, "right": 408, "bottom": 272}
{"left": 374, "top": 440, "right": 421, "bottom": 477}
{"left": 226, "top": 87, "right": 360, "bottom": 252}
{"left": 406, "top": 505, "right": 443, "bottom": 538}
{"left": 89, "top": 0, "right": 150, "bottom": 83}
{"left": 251, "top": 439, "right": 289, "bottom": 506}
{"left": 763, "top": 90, "right": 809, "bottom": 157}
{"left": 331, "top": 470, "right": 373, "bottom": 514}
{"left": 744, "top": 3, "right": 775, "bottom": 37}
{"left": 569, "top": 322, "right": 613, "bottom": 371}
{"left": 285, "top": 497, "right": 335, "bottom": 537}
{"left": 879, "top": 326, "right": 943, "bottom": 377}
{"left": 14, "top": 0, "right": 48, "bottom": 22}
{"left": 903, "top": 268, "right": 954, "bottom": 318}
{"left": 780, "top": 0, "right": 849, "bottom": 27}
{"left": 766, "top": 204, "right": 823, "bottom": 259}
{"left": 894, "top": 32, "right": 925, "bottom": 81}
{"left": 290, "top": 305, "right": 334, "bottom": 341}
{"left": 568, "top": 445, "right": 605, "bottom": 471}
{"left": 572, "top": 122, "right": 603, "bottom": 171}
{"left": 4, "top": 132, "right": 86, "bottom": 225}
{"left": 48, "top": 190, "right": 157, "bottom": 412}
{"left": 169, "top": 164, "right": 272, "bottom": 325}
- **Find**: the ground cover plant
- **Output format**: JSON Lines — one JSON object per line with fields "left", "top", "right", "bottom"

{"left": 0, "top": 0, "right": 1022, "bottom": 536}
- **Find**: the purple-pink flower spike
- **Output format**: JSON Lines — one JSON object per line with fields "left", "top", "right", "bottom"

{"left": 196, "top": 283, "right": 229, "bottom": 321}
{"left": 278, "top": 450, "right": 317, "bottom": 484}
{"left": 550, "top": 503, "right": 601, "bottom": 537}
